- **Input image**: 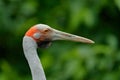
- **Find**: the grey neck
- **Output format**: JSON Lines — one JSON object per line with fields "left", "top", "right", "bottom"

{"left": 23, "top": 36, "right": 46, "bottom": 80}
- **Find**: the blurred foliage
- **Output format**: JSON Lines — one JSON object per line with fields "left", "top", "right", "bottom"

{"left": 0, "top": 0, "right": 120, "bottom": 80}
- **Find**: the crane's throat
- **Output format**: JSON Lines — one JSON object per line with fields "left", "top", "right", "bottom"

{"left": 37, "top": 41, "right": 52, "bottom": 48}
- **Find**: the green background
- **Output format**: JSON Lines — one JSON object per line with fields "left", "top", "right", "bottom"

{"left": 0, "top": 0, "right": 120, "bottom": 80}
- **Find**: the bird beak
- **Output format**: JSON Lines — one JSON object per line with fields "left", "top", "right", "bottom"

{"left": 51, "top": 29, "right": 94, "bottom": 44}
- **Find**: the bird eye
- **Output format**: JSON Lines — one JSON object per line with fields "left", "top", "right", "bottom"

{"left": 43, "top": 29, "right": 49, "bottom": 33}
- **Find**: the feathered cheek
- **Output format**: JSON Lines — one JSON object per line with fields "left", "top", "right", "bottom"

{"left": 33, "top": 34, "right": 46, "bottom": 42}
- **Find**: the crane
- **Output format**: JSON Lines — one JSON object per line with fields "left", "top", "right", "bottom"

{"left": 22, "top": 24, "right": 94, "bottom": 80}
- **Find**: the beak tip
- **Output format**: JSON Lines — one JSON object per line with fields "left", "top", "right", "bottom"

{"left": 89, "top": 40, "right": 95, "bottom": 44}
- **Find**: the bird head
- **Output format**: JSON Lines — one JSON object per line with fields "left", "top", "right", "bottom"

{"left": 25, "top": 24, "right": 94, "bottom": 48}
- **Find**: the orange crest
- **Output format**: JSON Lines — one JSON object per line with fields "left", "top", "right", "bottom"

{"left": 25, "top": 26, "right": 40, "bottom": 42}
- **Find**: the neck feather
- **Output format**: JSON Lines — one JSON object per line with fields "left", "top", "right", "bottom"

{"left": 23, "top": 36, "right": 46, "bottom": 80}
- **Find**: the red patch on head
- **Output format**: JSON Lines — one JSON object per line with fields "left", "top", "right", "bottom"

{"left": 25, "top": 26, "right": 40, "bottom": 41}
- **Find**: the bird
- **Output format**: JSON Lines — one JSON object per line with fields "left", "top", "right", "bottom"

{"left": 22, "top": 24, "right": 94, "bottom": 80}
